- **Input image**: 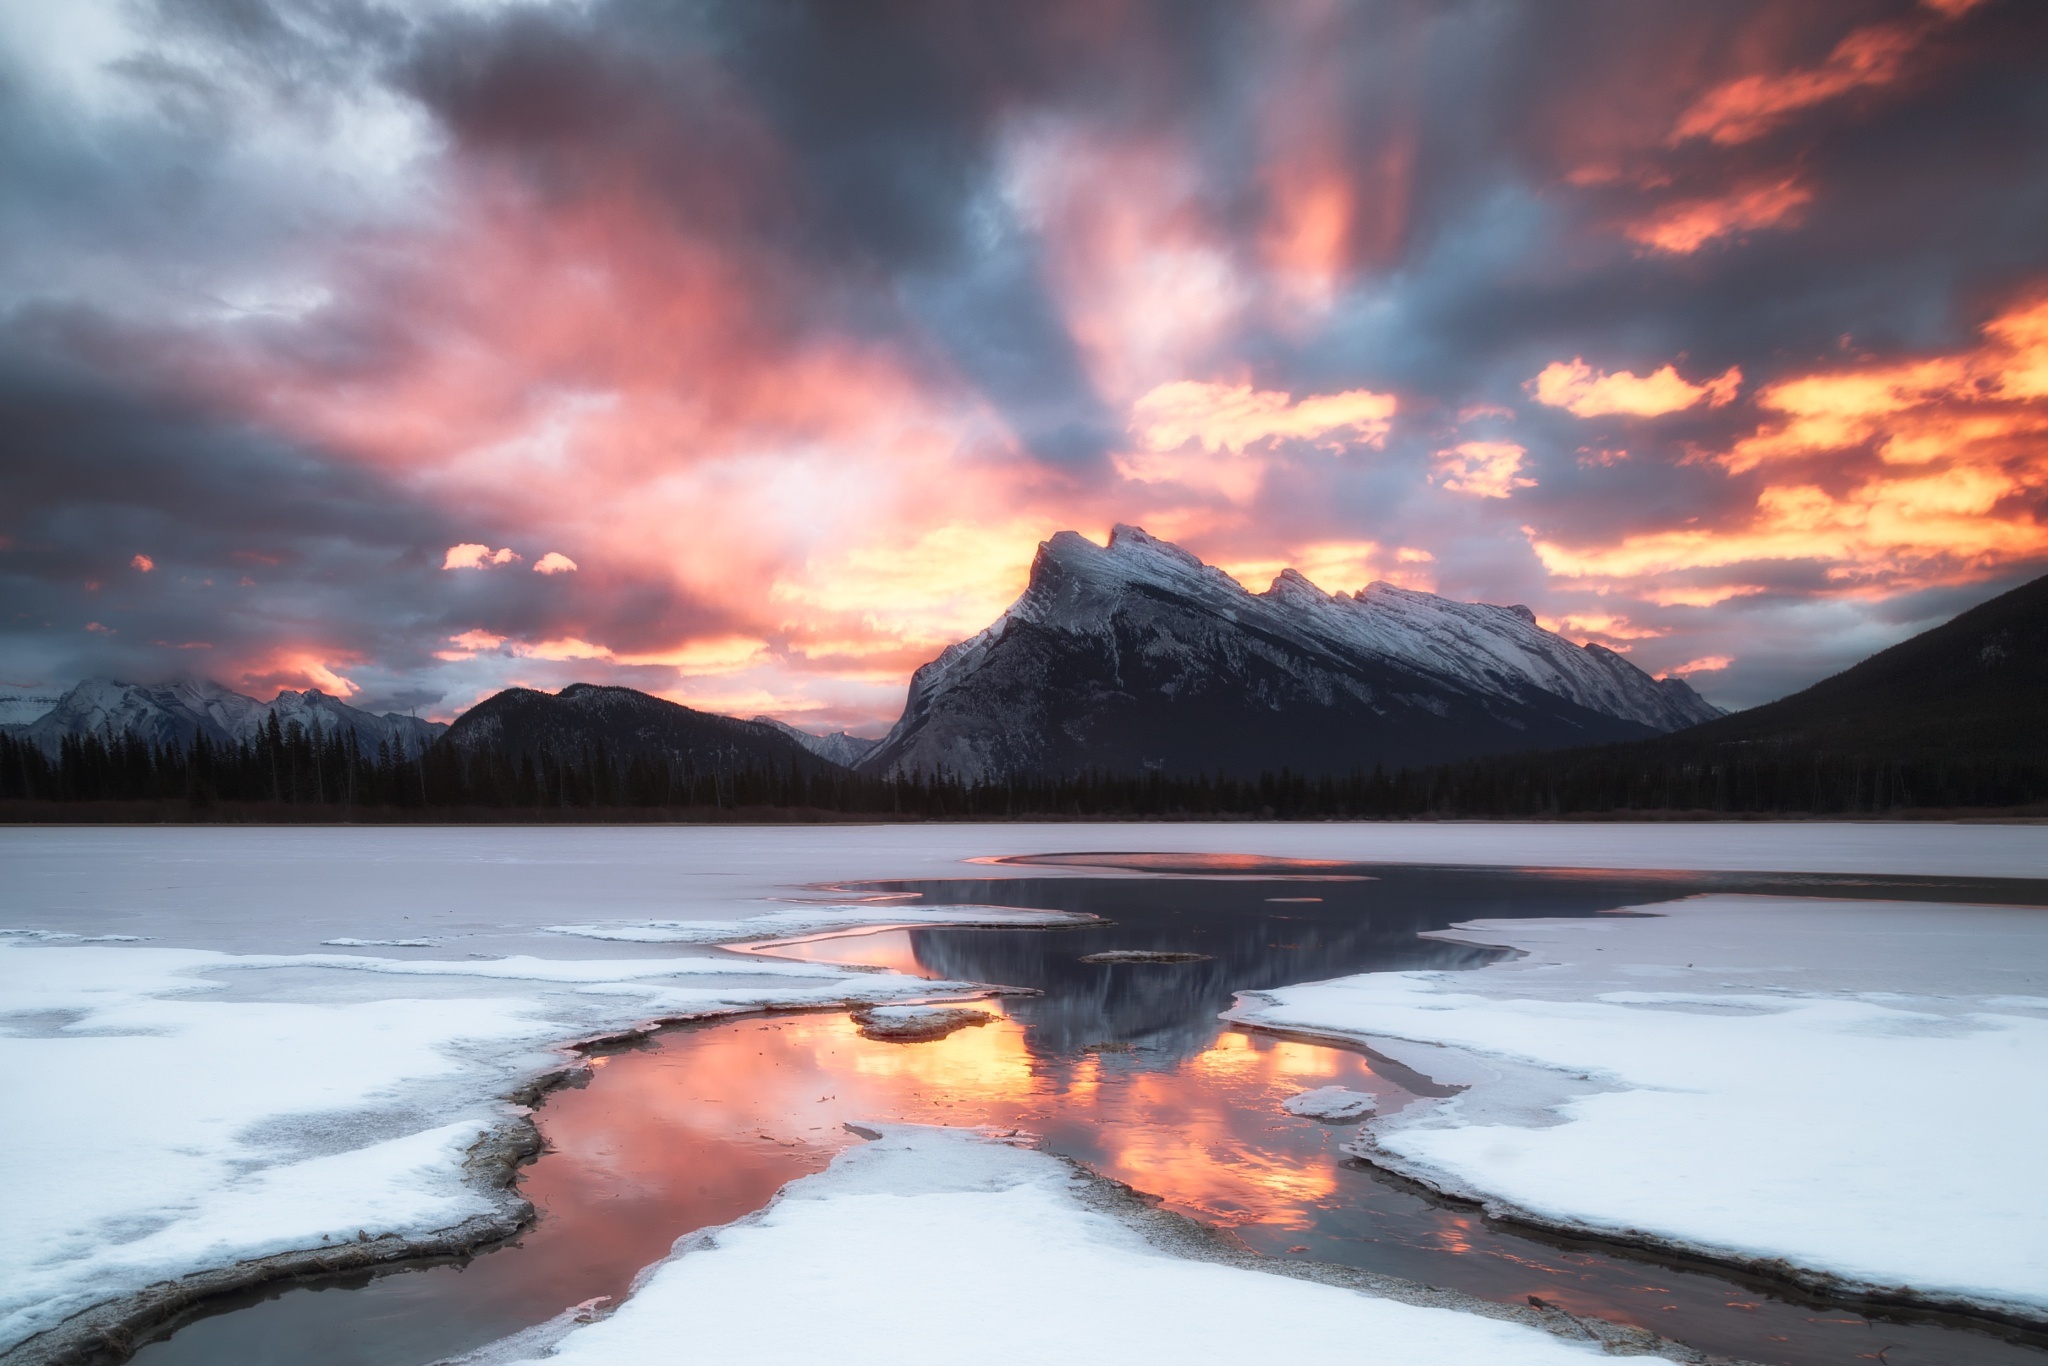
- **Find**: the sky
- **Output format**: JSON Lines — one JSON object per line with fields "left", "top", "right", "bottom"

{"left": 2, "top": 0, "right": 2045, "bottom": 733}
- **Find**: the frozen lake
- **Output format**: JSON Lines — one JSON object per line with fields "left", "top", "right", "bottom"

{"left": 4, "top": 825, "right": 2047, "bottom": 1365}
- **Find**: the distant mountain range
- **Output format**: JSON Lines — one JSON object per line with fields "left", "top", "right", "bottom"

{"left": 858, "top": 526, "right": 1719, "bottom": 781}
{"left": 0, "top": 677, "right": 445, "bottom": 755}
{"left": 752, "top": 716, "right": 880, "bottom": 768}
{"left": 32, "top": 526, "right": 2035, "bottom": 792}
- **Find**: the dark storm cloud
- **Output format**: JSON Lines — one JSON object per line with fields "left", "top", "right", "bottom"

{"left": 2, "top": 0, "right": 2045, "bottom": 718}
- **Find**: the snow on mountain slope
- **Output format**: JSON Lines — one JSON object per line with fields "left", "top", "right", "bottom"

{"left": 858, "top": 526, "right": 1717, "bottom": 782}
{"left": 0, "top": 684, "right": 66, "bottom": 729}
{"left": 752, "top": 716, "right": 882, "bottom": 768}
{"left": 18, "top": 679, "right": 446, "bottom": 755}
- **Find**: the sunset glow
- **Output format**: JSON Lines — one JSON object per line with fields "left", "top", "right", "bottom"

{"left": 3, "top": 0, "right": 2043, "bottom": 722}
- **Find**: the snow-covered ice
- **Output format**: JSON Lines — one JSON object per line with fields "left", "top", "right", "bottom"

{"left": 476, "top": 1126, "right": 1609, "bottom": 1366}
{"left": 546, "top": 902, "right": 1084, "bottom": 944}
{"left": 4, "top": 823, "right": 2046, "bottom": 1355}
{"left": 850, "top": 1003, "right": 994, "bottom": 1041}
{"left": 1226, "top": 895, "right": 2048, "bottom": 1320}
{"left": 0, "top": 932, "right": 1036, "bottom": 1355}
{"left": 1282, "top": 1085, "right": 1379, "bottom": 1121}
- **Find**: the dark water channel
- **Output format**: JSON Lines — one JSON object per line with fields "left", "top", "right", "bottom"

{"left": 135, "top": 861, "right": 2048, "bottom": 1366}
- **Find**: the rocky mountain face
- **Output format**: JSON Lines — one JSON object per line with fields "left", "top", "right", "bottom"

{"left": 752, "top": 716, "right": 881, "bottom": 768}
{"left": 444, "top": 684, "right": 846, "bottom": 775}
{"left": 858, "top": 525, "right": 1720, "bottom": 781}
{"left": 7, "top": 678, "right": 446, "bottom": 755}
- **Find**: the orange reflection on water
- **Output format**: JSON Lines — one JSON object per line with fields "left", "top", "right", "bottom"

{"left": 543, "top": 999, "right": 1391, "bottom": 1246}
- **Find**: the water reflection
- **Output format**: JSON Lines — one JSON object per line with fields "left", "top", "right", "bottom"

{"left": 135, "top": 867, "right": 2048, "bottom": 1366}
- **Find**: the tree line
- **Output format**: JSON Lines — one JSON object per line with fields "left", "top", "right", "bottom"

{"left": 2, "top": 719, "right": 2042, "bottom": 820}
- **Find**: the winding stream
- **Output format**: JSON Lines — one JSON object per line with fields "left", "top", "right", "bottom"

{"left": 133, "top": 861, "right": 2048, "bottom": 1366}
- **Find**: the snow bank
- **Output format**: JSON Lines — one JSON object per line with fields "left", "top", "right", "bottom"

{"left": 489, "top": 1127, "right": 1607, "bottom": 1366}
{"left": 1226, "top": 896, "right": 2048, "bottom": 1321}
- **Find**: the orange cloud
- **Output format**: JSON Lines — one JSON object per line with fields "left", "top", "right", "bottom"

{"left": 443, "top": 543, "right": 521, "bottom": 570}
{"left": 532, "top": 551, "right": 578, "bottom": 575}
{"left": 130, "top": 554, "right": 155, "bottom": 572}
{"left": 770, "top": 518, "right": 1057, "bottom": 656}
{"left": 1671, "top": 23, "right": 1922, "bottom": 147}
{"left": 240, "top": 653, "right": 362, "bottom": 699}
{"left": 1531, "top": 359, "right": 1742, "bottom": 418}
{"left": 1537, "top": 612, "right": 1669, "bottom": 644}
{"left": 1659, "top": 655, "right": 1733, "bottom": 678}
{"left": 1625, "top": 179, "right": 1811, "bottom": 255}
{"left": 1433, "top": 441, "right": 1534, "bottom": 499}
{"left": 1130, "top": 381, "right": 1397, "bottom": 455}
{"left": 1722, "top": 296, "right": 2048, "bottom": 474}
{"left": 1217, "top": 540, "right": 1436, "bottom": 596}
{"left": 1534, "top": 290, "right": 2048, "bottom": 598}
{"left": 1117, "top": 381, "right": 1398, "bottom": 503}
{"left": 434, "top": 628, "right": 510, "bottom": 662}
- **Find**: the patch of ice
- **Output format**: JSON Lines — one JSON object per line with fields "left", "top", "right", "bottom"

{"left": 322, "top": 937, "right": 438, "bottom": 948}
{"left": 546, "top": 902, "right": 1091, "bottom": 945}
{"left": 850, "top": 1004, "right": 993, "bottom": 1042}
{"left": 485, "top": 1127, "right": 1604, "bottom": 1366}
{"left": 1282, "top": 1086, "right": 1379, "bottom": 1121}
{"left": 1226, "top": 896, "right": 2048, "bottom": 1319}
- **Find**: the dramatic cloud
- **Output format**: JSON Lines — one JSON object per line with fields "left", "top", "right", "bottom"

{"left": 1531, "top": 294, "right": 2048, "bottom": 597}
{"left": 1669, "top": 3, "right": 1981, "bottom": 146}
{"left": 0, "top": 0, "right": 2043, "bottom": 721}
{"left": 1531, "top": 360, "right": 1743, "bottom": 418}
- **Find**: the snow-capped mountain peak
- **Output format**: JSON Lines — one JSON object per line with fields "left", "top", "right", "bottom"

{"left": 859, "top": 526, "right": 1720, "bottom": 781}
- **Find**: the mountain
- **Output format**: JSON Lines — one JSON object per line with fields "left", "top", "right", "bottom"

{"left": 752, "top": 716, "right": 882, "bottom": 768}
{"left": 857, "top": 525, "right": 1719, "bottom": 782}
{"left": 0, "top": 684, "right": 68, "bottom": 729}
{"left": 1662, "top": 568, "right": 2048, "bottom": 761}
{"left": 444, "top": 683, "right": 846, "bottom": 775}
{"left": 12, "top": 678, "right": 445, "bottom": 755}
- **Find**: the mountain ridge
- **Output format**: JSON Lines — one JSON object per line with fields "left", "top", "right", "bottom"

{"left": 858, "top": 525, "right": 1719, "bottom": 781}
{"left": 6, "top": 677, "right": 446, "bottom": 756}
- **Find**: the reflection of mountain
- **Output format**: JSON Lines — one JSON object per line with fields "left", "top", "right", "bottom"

{"left": 882, "top": 870, "right": 1692, "bottom": 1060}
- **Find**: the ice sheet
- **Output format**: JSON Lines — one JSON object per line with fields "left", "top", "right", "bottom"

{"left": 5, "top": 822, "right": 2044, "bottom": 952}
{"left": 0, "top": 940, "right": 991, "bottom": 1355}
{"left": 483, "top": 1126, "right": 1607, "bottom": 1366}
{"left": 1226, "top": 896, "right": 2048, "bottom": 1319}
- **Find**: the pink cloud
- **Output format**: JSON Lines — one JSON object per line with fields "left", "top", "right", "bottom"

{"left": 533, "top": 551, "right": 578, "bottom": 575}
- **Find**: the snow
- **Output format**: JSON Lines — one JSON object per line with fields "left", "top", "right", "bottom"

{"left": 1283, "top": 1085, "right": 1379, "bottom": 1121}
{"left": 1225, "top": 895, "right": 2048, "bottom": 1319}
{"left": 483, "top": 1126, "right": 1607, "bottom": 1366}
